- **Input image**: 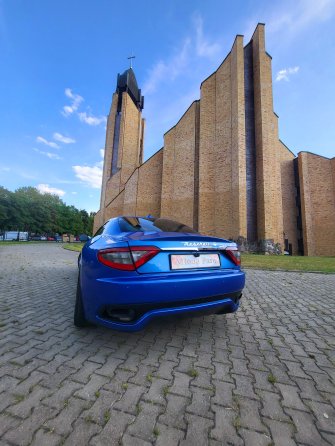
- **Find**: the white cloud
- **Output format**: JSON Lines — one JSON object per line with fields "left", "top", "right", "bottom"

{"left": 78, "top": 112, "right": 106, "bottom": 126}
{"left": 33, "top": 148, "right": 62, "bottom": 160}
{"left": 276, "top": 66, "right": 300, "bottom": 82}
{"left": 268, "top": 0, "right": 335, "bottom": 36}
{"left": 37, "top": 183, "right": 65, "bottom": 197}
{"left": 72, "top": 165, "right": 102, "bottom": 189}
{"left": 62, "top": 88, "right": 83, "bottom": 116}
{"left": 36, "top": 136, "right": 60, "bottom": 149}
{"left": 53, "top": 132, "right": 76, "bottom": 144}
{"left": 193, "top": 13, "right": 221, "bottom": 58}
{"left": 143, "top": 13, "right": 221, "bottom": 97}
{"left": 71, "top": 191, "right": 77, "bottom": 195}
{"left": 143, "top": 38, "right": 191, "bottom": 96}
{"left": 100, "top": 148, "right": 105, "bottom": 158}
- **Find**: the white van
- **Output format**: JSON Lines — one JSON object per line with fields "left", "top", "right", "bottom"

{"left": 0, "top": 231, "right": 28, "bottom": 241}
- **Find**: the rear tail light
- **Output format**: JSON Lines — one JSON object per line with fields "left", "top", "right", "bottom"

{"left": 225, "top": 247, "right": 241, "bottom": 266}
{"left": 98, "top": 246, "right": 160, "bottom": 270}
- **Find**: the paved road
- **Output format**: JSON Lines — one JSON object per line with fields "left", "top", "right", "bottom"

{"left": 0, "top": 244, "right": 334, "bottom": 446}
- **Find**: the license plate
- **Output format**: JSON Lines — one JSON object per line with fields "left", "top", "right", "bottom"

{"left": 170, "top": 253, "right": 220, "bottom": 270}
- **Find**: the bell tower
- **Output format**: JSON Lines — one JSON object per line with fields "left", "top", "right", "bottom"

{"left": 99, "top": 67, "right": 145, "bottom": 221}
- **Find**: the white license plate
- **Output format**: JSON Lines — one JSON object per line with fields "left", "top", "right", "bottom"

{"left": 170, "top": 253, "right": 220, "bottom": 270}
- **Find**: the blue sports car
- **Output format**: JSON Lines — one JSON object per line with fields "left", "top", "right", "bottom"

{"left": 74, "top": 216, "right": 245, "bottom": 331}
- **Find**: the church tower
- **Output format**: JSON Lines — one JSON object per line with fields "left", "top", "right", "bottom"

{"left": 99, "top": 67, "right": 145, "bottom": 223}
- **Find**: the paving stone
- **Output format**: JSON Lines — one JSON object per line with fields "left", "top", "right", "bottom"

{"left": 158, "top": 393, "right": 189, "bottom": 430}
{"left": 306, "top": 400, "right": 335, "bottom": 434}
{"left": 8, "top": 385, "right": 51, "bottom": 418}
{"left": 155, "top": 360, "right": 176, "bottom": 380}
{"left": 90, "top": 410, "right": 134, "bottom": 446}
{"left": 233, "top": 374, "right": 259, "bottom": 400}
{"left": 0, "top": 413, "right": 21, "bottom": 437}
{"left": 74, "top": 374, "right": 110, "bottom": 401}
{"left": 4, "top": 406, "right": 56, "bottom": 446}
{"left": 121, "top": 434, "right": 152, "bottom": 446}
{"left": 186, "top": 385, "right": 214, "bottom": 419}
{"left": 129, "top": 364, "right": 155, "bottom": 386}
{"left": 62, "top": 418, "right": 101, "bottom": 445}
{"left": 169, "top": 371, "right": 192, "bottom": 397}
{"left": 239, "top": 397, "right": 269, "bottom": 433}
{"left": 180, "top": 413, "right": 214, "bottom": 446}
{"left": 211, "top": 380, "right": 235, "bottom": 409}
{"left": 70, "top": 360, "right": 102, "bottom": 383}
{"left": 286, "top": 408, "right": 330, "bottom": 446}
{"left": 276, "top": 383, "right": 309, "bottom": 411}
{"left": 81, "top": 389, "right": 120, "bottom": 425}
{"left": 192, "top": 367, "right": 213, "bottom": 389}
{"left": 239, "top": 428, "right": 272, "bottom": 446}
{"left": 175, "top": 355, "right": 194, "bottom": 374}
{"left": 30, "top": 428, "right": 63, "bottom": 446}
{"left": 42, "top": 364, "right": 75, "bottom": 388}
{"left": 45, "top": 397, "right": 89, "bottom": 436}
{"left": 126, "top": 401, "right": 162, "bottom": 441}
{"left": 258, "top": 390, "right": 290, "bottom": 422}
{"left": 42, "top": 380, "right": 82, "bottom": 409}
{"left": 155, "top": 423, "right": 185, "bottom": 446}
{"left": 264, "top": 419, "right": 297, "bottom": 446}
{"left": 113, "top": 384, "right": 144, "bottom": 414}
{"left": 210, "top": 405, "right": 242, "bottom": 445}
{"left": 143, "top": 377, "right": 169, "bottom": 405}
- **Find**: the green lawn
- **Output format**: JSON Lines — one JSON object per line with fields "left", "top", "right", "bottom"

{"left": 62, "top": 243, "right": 84, "bottom": 252}
{"left": 242, "top": 253, "right": 335, "bottom": 273}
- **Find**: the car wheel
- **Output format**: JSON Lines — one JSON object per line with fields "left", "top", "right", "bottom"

{"left": 74, "top": 277, "right": 89, "bottom": 327}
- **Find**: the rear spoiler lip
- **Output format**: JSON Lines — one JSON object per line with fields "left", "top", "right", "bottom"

{"left": 160, "top": 243, "right": 237, "bottom": 252}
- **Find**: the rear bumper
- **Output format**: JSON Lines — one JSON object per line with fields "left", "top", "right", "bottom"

{"left": 95, "top": 294, "right": 241, "bottom": 332}
{"left": 81, "top": 269, "right": 245, "bottom": 331}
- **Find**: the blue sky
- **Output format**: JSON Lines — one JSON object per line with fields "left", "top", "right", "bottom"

{"left": 0, "top": 0, "right": 334, "bottom": 213}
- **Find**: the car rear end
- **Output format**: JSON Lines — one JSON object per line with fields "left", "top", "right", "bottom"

{"left": 81, "top": 229, "right": 245, "bottom": 331}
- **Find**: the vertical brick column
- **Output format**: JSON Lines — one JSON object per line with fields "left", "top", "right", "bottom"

{"left": 231, "top": 36, "right": 247, "bottom": 240}
{"left": 252, "top": 24, "right": 284, "bottom": 251}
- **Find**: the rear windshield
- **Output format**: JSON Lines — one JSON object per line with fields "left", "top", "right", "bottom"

{"left": 118, "top": 217, "right": 197, "bottom": 233}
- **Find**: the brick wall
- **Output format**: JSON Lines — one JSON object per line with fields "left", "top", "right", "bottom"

{"left": 278, "top": 141, "right": 298, "bottom": 254}
{"left": 123, "top": 169, "right": 139, "bottom": 215}
{"left": 118, "top": 93, "right": 142, "bottom": 187}
{"left": 161, "top": 102, "right": 198, "bottom": 228}
{"left": 298, "top": 152, "right": 335, "bottom": 256}
{"left": 104, "top": 190, "right": 125, "bottom": 221}
{"left": 136, "top": 149, "right": 163, "bottom": 217}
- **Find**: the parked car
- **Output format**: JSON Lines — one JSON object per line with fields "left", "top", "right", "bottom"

{"left": 40, "top": 236, "right": 47, "bottom": 241}
{"left": 74, "top": 216, "right": 245, "bottom": 331}
{"left": 79, "top": 234, "right": 90, "bottom": 242}
{"left": 47, "top": 236, "right": 55, "bottom": 241}
{"left": 29, "top": 235, "right": 42, "bottom": 241}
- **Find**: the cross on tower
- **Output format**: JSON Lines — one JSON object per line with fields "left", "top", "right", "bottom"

{"left": 127, "top": 55, "right": 136, "bottom": 68}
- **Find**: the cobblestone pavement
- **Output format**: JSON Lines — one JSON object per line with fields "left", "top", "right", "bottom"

{"left": 0, "top": 244, "right": 334, "bottom": 446}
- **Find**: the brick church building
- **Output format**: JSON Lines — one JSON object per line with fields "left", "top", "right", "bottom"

{"left": 94, "top": 24, "right": 335, "bottom": 256}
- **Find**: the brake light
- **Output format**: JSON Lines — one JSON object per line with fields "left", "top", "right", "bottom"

{"left": 97, "top": 246, "right": 160, "bottom": 270}
{"left": 225, "top": 247, "right": 241, "bottom": 266}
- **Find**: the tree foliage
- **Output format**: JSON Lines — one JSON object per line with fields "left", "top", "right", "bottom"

{"left": 0, "top": 186, "right": 95, "bottom": 235}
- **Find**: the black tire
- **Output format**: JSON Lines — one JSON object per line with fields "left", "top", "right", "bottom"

{"left": 74, "top": 277, "right": 89, "bottom": 327}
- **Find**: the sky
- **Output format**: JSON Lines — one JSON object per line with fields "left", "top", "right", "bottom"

{"left": 0, "top": 0, "right": 334, "bottom": 213}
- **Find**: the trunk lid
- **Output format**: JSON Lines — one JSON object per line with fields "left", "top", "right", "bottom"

{"left": 124, "top": 231, "right": 238, "bottom": 273}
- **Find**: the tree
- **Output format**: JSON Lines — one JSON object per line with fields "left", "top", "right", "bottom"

{"left": 0, "top": 185, "right": 95, "bottom": 235}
